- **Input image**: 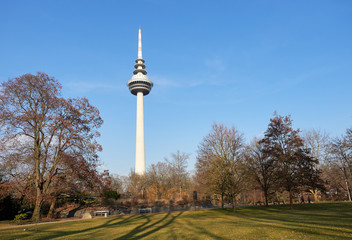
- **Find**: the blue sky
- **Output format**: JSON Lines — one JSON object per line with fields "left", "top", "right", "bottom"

{"left": 1, "top": 0, "right": 351, "bottom": 176}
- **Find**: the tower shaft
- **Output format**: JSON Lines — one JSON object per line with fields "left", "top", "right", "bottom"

{"left": 135, "top": 91, "right": 145, "bottom": 174}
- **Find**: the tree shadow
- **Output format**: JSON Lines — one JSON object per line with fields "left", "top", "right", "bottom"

{"left": 199, "top": 206, "right": 352, "bottom": 239}
{"left": 22, "top": 215, "right": 142, "bottom": 240}
{"left": 237, "top": 209, "right": 352, "bottom": 239}
{"left": 8, "top": 203, "right": 352, "bottom": 239}
{"left": 182, "top": 218, "right": 228, "bottom": 240}
{"left": 115, "top": 211, "right": 183, "bottom": 240}
{"left": 241, "top": 216, "right": 352, "bottom": 239}
{"left": 23, "top": 212, "right": 184, "bottom": 240}
{"left": 237, "top": 207, "right": 352, "bottom": 228}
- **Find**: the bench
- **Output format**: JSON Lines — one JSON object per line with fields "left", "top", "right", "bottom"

{"left": 138, "top": 208, "right": 152, "bottom": 214}
{"left": 95, "top": 210, "right": 109, "bottom": 217}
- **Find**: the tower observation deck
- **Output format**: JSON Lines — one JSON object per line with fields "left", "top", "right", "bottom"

{"left": 127, "top": 28, "right": 153, "bottom": 175}
{"left": 127, "top": 29, "right": 153, "bottom": 95}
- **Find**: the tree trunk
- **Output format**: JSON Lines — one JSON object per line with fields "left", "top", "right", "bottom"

{"left": 232, "top": 196, "right": 237, "bottom": 213}
{"left": 33, "top": 136, "right": 42, "bottom": 222}
{"left": 221, "top": 193, "right": 224, "bottom": 208}
{"left": 32, "top": 191, "right": 43, "bottom": 221}
{"left": 47, "top": 197, "right": 57, "bottom": 219}
{"left": 345, "top": 178, "right": 352, "bottom": 201}
{"left": 289, "top": 190, "right": 293, "bottom": 209}
{"left": 264, "top": 190, "right": 268, "bottom": 207}
{"left": 309, "top": 189, "right": 319, "bottom": 202}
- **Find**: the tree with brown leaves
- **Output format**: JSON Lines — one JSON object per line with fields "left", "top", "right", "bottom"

{"left": 261, "top": 113, "right": 321, "bottom": 209}
{"left": 0, "top": 73, "right": 103, "bottom": 221}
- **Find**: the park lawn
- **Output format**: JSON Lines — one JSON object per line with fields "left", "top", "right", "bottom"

{"left": 0, "top": 202, "right": 351, "bottom": 240}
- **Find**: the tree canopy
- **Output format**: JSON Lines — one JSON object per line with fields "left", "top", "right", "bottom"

{"left": 0, "top": 73, "right": 103, "bottom": 220}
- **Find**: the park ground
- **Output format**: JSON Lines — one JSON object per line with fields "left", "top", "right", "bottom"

{"left": 0, "top": 202, "right": 351, "bottom": 240}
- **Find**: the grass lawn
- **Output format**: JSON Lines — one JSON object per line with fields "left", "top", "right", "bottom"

{"left": 1, "top": 202, "right": 351, "bottom": 240}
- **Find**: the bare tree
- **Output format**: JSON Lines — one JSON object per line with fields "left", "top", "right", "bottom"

{"left": 226, "top": 153, "right": 247, "bottom": 212}
{"left": 125, "top": 171, "right": 146, "bottom": 201}
{"left": 146, "top": 162, "right": 170, "bottom": 200}
{"left": 195, "top": 122, "right": 245, "bottom": 210}
{"left": 330, "top": 133, "right": 352, "bottom": 201}
{"left": 303, "top": 129, "right": 330, "bottom": 201}
{"left": 345, "top": 128, "right": 352, "bottom": 174}
{"left": 322, "top": 163, "right": 349, "bottom": 200}
{"left": 303, "top": 129, "right": 330, "bottom": 166}
{"left": 0, "top": 73, "right": 103, "bottom": 221}
{"left": 165, "top": 151, "right": 190, "bottom": 200}
{"left": 245, "top": 139, "right": 276, "bottom": 206}
{"left": 110, "top": 174, "right": 124, "bottom": 195}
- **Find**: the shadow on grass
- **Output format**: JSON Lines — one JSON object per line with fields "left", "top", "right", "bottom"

{"left": 183, "top": 218, "right": 228, "bottom": 240}
{"left": 21, "top": 212, "right": 184, "bottom": 240}
{"left": 233, "top": 203, "right": 352, "bottom": 240}
{"left": 4, "top": 202, "right": 352, "bottom": 239}
{"left": 115, "top": 211, "right": 183, "bottom": 240}
{"left": 236, "top": 204, "right": 352, "bottom": 227}
{"left": 17, "top": 215, "right": 142, "bottom": 240}
{"left": 240, "top": 216, "right": 352, "bottom": 239}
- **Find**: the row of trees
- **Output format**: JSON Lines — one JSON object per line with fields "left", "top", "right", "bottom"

{"left": 194, "top": 116, "right": 352, "bottom": 210}
{"left": 195, "top": 116, "right": 321, "bottom": 210}
{"left": 115, "top": 151, "right": 190, "bottom": 205}
{"left": 0, "top": 72, "right": 351, "bottom": 220}
{"left": 108, "top": 116, "right": 351, "bottom": 212}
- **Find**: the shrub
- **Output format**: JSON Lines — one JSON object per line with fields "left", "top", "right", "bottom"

{"left": 103, "top": 191, "right": 120, "bottom": 200}
{"left": 14, "top": 213, "right": 29, "bottom": 222}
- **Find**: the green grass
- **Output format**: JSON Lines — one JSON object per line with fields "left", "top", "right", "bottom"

{"left": 1, "top": 202, "right": 351, "bottom": 239}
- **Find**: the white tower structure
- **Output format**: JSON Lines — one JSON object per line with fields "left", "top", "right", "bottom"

{"left": 127, "top": 28, "right": 153, "bottom": 175}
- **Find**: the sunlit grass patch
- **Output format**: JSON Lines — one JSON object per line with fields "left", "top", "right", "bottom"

{"left": 1, "top": 202, "right": 351, "bottom": 240}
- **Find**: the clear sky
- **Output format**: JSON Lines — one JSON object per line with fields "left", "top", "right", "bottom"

{"left": 1, "top": 0, "right": 351, "bottom": 176}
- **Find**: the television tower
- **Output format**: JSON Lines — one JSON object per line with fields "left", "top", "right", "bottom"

{"left": 127, "top": 28, "right": 153, "bottom": 175}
